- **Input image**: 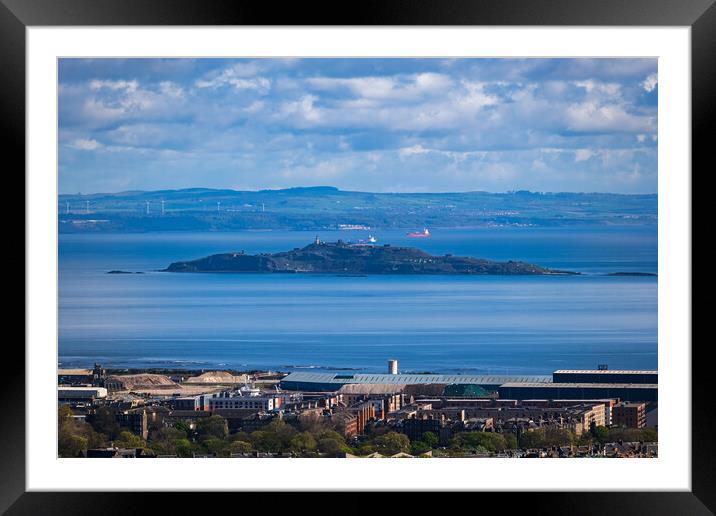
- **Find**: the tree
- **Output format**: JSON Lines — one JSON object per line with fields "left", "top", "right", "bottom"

{"left": 520, "top": 428, "right": 575, "bottom": 448}
{"left": 290, "top": 432, "right": 317, "bottom": 455}
{"left": 372, "top": 432, "right": 411, "bottom": 455}
{"left": 196, "top": 415, "right": 228, "bottom": 441}
{"left": 202, "top": 436, "right": 228, "bottom": 456}
{"left": 59, "top": 434, "right": 88, "bottom": 458}
{"left": 317, "top": 437, "right": 349, "bottom": 455}
{"left": 451, "top": 432, "right": 508, "bottom": 453}
{"left": 591, "top": 425, "right": 610, "bottom": 443}
{"left": 411, "top": 441, "right": 431, "bottom": 455}
{"left": 115, "top": 430, "right": 145, "bottom": 449}
{"left": 250, "top": 430, "right": 282, "bottom": 453}
{"left": 422, "top": 431, "right": 439, "bottom": 448}
{"left": 175, "top": 438, "right": 194, "bottom": 458}
{"left": 229, "top": 440, "right": 253, "bottom": 455}
{"left": 58, "top": 405, "right": 107, "bottom": 457}
{"left": 504, "top": 433, "right": 518, "bottom": 450}
{"left": 265, "top": 419, "right": 298, "bottom": 449}
{"left": 87, "top": 406, "right": 121, "bottom": 440}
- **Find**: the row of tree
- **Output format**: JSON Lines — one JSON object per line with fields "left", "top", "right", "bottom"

{"left": 59, "top": 406, "right": 657, "bottom": 458}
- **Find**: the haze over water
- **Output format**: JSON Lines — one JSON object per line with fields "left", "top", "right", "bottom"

{"left": 58, "top": 226, "right": 657, "bottom": 375}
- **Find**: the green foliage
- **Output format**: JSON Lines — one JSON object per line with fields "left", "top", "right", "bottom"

{"left": 504, "top": 433, "right": 518, "bottom": 450}
{"left": 591, "top": 425, "right": 610, "bottom": 443}
{"left": 371, "top": 432, "right": 411, "bottom": 456}
{"left": 58, "top": 405, "right": 107, "bottom": 457}
{"left": 410, "top": 441, "right": 431, "bottom": 455}
{"left": 290, "top": 432, "right": 317, "bottom": 454}
{"left": 519, "top": 428, "right": 576, "bottom": 448}
{"left": 87, "top": 406, "right": 121, "bottom": 440}
{"left": 229, "top": 441, "right": 253, "bottom": 455}
{"left": 422, "top": 431, "right": 439, "bottom": 448}
{"left": 115, "top": 430, "right": 145, "bottom": 449}
{"left": 606, "top": 427, "right": 657, "bottom": 443}
{"left": 196, "top": 415, "right": 228, "bottom": 441}
{"left": 175, "top": 438, "right": 195, "bottom": 458}
{"left": 450, "top": 432, "right": 508, "bottom": 453}
{"left": 317, "top": 437, "right": 350, "bottom": 455}
{"left": 202, "top": 437, "right": 228, "bottom": 456}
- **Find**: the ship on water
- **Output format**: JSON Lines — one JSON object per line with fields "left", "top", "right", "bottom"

{"left": 407, "top": 228, "right": 430, "bottom": 237}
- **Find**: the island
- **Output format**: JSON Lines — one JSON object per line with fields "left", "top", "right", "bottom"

{"left": 163, "top": 239, "right": 578, "bottom": 275}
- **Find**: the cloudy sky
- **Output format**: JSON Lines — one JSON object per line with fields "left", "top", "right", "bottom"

{"left": 58, "top": 58, "right": 657, "bottom": 194}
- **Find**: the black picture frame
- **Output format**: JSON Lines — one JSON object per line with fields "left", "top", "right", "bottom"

{"left": 3, "top": 0, "right": 708, "bottom": 513}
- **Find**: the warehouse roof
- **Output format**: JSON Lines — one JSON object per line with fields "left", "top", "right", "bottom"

{"left": 500, "top": 382, "right": 658, "bottom": 389}
{"left": 281, "top": 372, "right": 552, "bottom": 385}
{"left": 553, "top": 370, "right": 657, "bottom": 375}
{"left": 58, "top": 368, "right": 93, "bottom": 375}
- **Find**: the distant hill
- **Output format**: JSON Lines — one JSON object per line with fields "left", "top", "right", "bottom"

{"left": 58, "top": 186, "right": 657, "bottom": 233}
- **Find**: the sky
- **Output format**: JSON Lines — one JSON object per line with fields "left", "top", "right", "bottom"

{"left": 58, "top": 58, "right": 657, "bottom": 195}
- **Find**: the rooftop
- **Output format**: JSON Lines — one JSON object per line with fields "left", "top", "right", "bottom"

{"left": 281, "top": 372, "right": 552, "bottom": 386}
{"left": 500, "top": 382, "right": 658, "bottom": 389}
{"left": 553, "top": 370, "right": 658, "bottom": 375}
{"left": 58, "top": 368, "right": 93, "bottom": 375}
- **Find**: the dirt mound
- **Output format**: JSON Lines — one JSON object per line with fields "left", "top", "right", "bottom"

{"left": 184, "top": 371, "right": 247, "bottom": 384}
{"left": 105, "top": 374, "right": 178, "bottom": 391}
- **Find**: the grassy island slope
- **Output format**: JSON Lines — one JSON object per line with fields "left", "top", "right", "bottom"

{"left": 164, "top": 241, "right": 577, "bottom": 275}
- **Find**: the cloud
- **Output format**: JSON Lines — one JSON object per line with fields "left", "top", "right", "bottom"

{"left": 89, "top": 79, "right": 138, "bottom": 92}
{"left": 307, "top": 73, "right": 452, "bottom": 101}
{"left": 69, "top": 138, "right": 102, "bottom": 150}
{"left": 195, "top": 63, "right": 271, "bottom": 93}
{"left": 642, "top": 73, "right": 658, "bottom": 92}
{"left": 59, "top": 58, "right": 658, "bottom": 194}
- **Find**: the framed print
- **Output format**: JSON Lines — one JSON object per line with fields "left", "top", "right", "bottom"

{"left": 4, "top": 0, "right": 710, "bottom": 513}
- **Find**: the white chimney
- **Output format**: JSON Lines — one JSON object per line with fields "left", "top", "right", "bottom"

{"left": 388, "top": 359, "right": 398, "bottom": 375}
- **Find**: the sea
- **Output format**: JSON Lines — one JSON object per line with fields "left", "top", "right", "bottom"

{"left": 58, "top": 226, "right": 658, "bottom": 375}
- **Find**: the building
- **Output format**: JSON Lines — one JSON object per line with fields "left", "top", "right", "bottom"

{"left": 163, "top": 410, "right": 212, "bottom": 431}
{"left": 402, "top": 414, "right": 442, "bottom": 442}
{"left": 116, "top": 409, "right": 149, "bottom": 440}
{"left": 612, "top": 402, "right": 647, "bottom": 428}
{"left": 552, "top": 370, "right": 657, "bottom": 384}
{"left": 206, "top": 395, "right": 280, "bottom": 412}
{"left": 58, "top": 386, "right": 108, "bottom": 403}
{"left": 172, "top": 396, "right": 201, "bottom": 411}
{"left": 565, "top": 404, "right": 606, "bottom": 436}
{"left": 279, "top": 372, "right": 551, "bottom": 392}
{"left": 58, "top": 363, "right": 106, "bottom": 386}
{"left": 497, "top": 383, "right": 657, "bottom": 402}
{"left": 520, "top": 399, "right": 617, "bottom": 425}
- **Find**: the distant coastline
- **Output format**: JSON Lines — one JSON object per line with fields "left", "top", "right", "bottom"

{"left": 58, "top": 187, "right": 657, "bottom": 233}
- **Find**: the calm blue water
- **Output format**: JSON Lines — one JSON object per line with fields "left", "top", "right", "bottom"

{"left": 58, "top": 226, "right": 658, "bottom": 374}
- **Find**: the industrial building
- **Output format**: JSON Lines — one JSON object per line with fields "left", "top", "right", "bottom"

{"left": 552, "top": 370, "right": 657, "bottom": 384}
{"left": 57, "top": 364, "right": 106, "bottom": 386}
{"left": 279, "top": 372, "right": 552, "bottom": 392}
{"left": 498, "top": 383, "right": 657, "bottom": 402}
{"left": 58, "top": 386, "right": 108, "bottom": 402}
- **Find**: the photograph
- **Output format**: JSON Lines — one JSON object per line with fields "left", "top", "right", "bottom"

{"left": 56, "top": 56, "right": 660, "bottom": 460}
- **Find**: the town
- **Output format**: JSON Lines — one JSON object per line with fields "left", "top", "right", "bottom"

{"left": 58, "top": 360, "right": 657, "bottom": 458}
